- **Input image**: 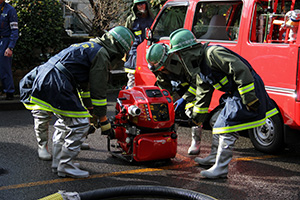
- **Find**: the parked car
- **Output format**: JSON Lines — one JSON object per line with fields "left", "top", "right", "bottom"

{"left": 134, "top": 0, "right": 300, "bottom": 154}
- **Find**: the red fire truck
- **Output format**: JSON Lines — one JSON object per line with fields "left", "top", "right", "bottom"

{"left": 134, "top": 0, "right": 300, "bottom": 153}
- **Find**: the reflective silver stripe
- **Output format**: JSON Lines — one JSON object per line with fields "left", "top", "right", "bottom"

{"left": 188, "top": 86, "right": 196, "bottom": 95}
{"left": 213, "top": 118, "right": 266, "bottom": 134}
{"left": 213, "top": 76, "right": 228, "bottom": 90}
{"left": 238, "top": 83, "right": 255, "bottom": 95}
{"left": 212, "top": 108, "right": 279, "bottom": 134}
{"left": 213, "top": 83, "right": 221, "bottom": 90}
{"left": 185, "top": 101, "right": 196, "bottom": 110}
{"left": 193, "top": 106, "right": 209, "bottom": 114}
{"left": 30, "top": 96, "right": 90, "bottom": 118}
{"left": 92, "top": 99, "right": 107, "bottom": 106}
{"left": 79, "top": 91, "right": 90, "bottom": 98}
{"left": 266, "top": 108, "right": 279, "bottom": 118}
{"left": 220, "top": 76, "right": 228, "bottom": 85}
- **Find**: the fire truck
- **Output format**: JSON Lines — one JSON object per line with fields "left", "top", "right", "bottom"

{"left": 134, "top": 0, "right": 300, "bottom": 154}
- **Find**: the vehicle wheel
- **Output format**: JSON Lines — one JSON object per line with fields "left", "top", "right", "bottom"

{"left": 248, "top": 114, "right": 284, "bottom": 154}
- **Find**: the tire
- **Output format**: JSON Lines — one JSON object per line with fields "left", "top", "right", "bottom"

{"left": 208, "top": 105, "right": 223, "bottom": 128}
{"left": 248, "top": 114, "right": 284, "bottom": 154}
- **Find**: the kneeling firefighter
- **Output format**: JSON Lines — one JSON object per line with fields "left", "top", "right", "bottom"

{"left": 19, "top": 26, "right": 134, "bottom": 178}
{"left": 146, "top": 29, "right": 279, "bottom": 179}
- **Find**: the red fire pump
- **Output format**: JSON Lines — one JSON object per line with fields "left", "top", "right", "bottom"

{"left": 108, "top": 86, "right": 177, "bottom": 162}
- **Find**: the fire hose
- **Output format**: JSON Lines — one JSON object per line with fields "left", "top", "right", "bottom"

{"left": 39, "top": 185, "right": 217, "bottom": 200}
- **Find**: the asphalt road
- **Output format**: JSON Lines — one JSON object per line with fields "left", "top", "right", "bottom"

{"left": 0, "top": 91, "right": 299, "bottom": 200}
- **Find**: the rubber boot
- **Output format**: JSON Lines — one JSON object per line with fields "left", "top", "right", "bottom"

{"left": 57, "top": 146, "right": 89, "bottom": 178}
{"left": 200, "top": 133, "right": 238, "bottom": 179}
{"left": 188, "top": 126, "right": 202, "bottom": 155}
{"left": 195, "top": 134, "right": 219, "bottom": 166}
{"left": 52, "top": 142, "right": 80, "bottom": 173}
{"left": 33, "top": 110, "right": 52, "bottom": 161}
{"left": 38, "top": 142, "right": 52, "bottom": 161}
{"left": 51, "top": 142, "right": 63, "bottom": 173}
{"left": 54, "top": 116, "right": 90, "bottom": 178}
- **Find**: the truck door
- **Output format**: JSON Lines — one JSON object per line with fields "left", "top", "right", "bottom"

{"left": 191, "top": 0, "right": 244, "bottom": 110}
{"left": 135, "top": 2, "right": 188, "bottom": 86}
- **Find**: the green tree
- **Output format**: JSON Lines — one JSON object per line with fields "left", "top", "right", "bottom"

{"left": 12, "top": 0, "right": 65, "bottom": 70}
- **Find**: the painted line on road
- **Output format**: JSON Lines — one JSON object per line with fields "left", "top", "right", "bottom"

{"left": 0, "top": 154, "right": 278, "bottom": 191}
{"left": 232, "top": 155, "right": 279, "bottom": 161}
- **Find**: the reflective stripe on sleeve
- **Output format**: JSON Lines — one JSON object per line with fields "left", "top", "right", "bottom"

{"left": 92, "top": 99, "right": 107, "bottom": 106}
{"left": 238, "top": 83, "right": 255, "bottom": 95}
{"left": 124, "top": 68, "right": 136, "bottom": 74}
{"left": 213, "top": 76, "right": 228, "bottom": 90}
{"left": 213, "top": 83, "right": 221, "bottom": 90}
{"left": 188, "top": 86, "right": 196, "bottom": 96}
{"left": 79, "top": 91, "right": 90, "bottom": 98}
{"left": 193, "top": 106, "right": 209, "bottom": 114}
{"left": 185, "top": 100, "right": 196, "bottom": 110}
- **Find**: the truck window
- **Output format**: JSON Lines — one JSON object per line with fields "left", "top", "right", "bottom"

{"left": 152, "top": 6, "right": 187, "bottom": 40}
{"left": 250, "top": 0, "right": 300, "bottom": 44}
{"left": 192, "top": 1, "right": 243, "bottom": 41}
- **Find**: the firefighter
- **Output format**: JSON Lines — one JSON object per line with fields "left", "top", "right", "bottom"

{"left": 146, "top": 44, "right": 202, "bottom": 155}
{"left": 0, "top": 0, "right": 18, "bottom": 100}
{"left": 146, "top": 29, "right": 279, "bottom": 179}
{"left": 124, "top": 0, "right": 154, "bottom": 89}
{"left": 19, "top": 26, "right": 134, "bottom": 178}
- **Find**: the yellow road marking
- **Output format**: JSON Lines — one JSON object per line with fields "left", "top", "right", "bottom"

{"left": 233, "top": 155, "right": 279, "bottom": 161}
{"left": 0, "top": 154, "right": 279, "bottom": 191}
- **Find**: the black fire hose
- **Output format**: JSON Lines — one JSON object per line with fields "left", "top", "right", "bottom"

{"left": 79, "top": 185, "right": 217, "bottom": 200}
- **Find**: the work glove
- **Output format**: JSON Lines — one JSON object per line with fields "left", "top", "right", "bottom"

{"left": 100, "top": 117, "right": 115, "bottom": 139}
{"left": 174, "top": 98, "right": 186, "bottom": 112}
{"left": 246, "top": 98, "right": 261, "bottom": 112}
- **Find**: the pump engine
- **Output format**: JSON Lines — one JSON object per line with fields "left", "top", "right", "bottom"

{"left": 108, "top": 86, "right": 177, "bottom": 162}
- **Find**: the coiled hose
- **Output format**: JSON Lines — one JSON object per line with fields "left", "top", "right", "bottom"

{"left": 80, "top": 185, "right": 217, "bottom": 200}
{"left": 39, "top": 185, "right": 217, "bottom": 200}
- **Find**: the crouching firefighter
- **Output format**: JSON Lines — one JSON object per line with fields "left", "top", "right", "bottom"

{"left": 146, "top": 29, "right": 279, "bottom": 179}
{"left": 19, "top": 26, "right": 134, "bottom": 178}
{"left": 146, "top": 43, "right": 202, "bottom": 155}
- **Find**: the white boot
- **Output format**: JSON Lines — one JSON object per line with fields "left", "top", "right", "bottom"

{"left": 200, "top": 133, "right": 238, "bottom": 179}
{"left": 52, "top": 142, "right": 63, "bottom": 173}
{"left": 57, "top": 146, "right": 89, "bottom": 178}
{"left": 52, "top": 144, "right": 80, "bottom": 173}
{"left": 53, "top": 116, "right": 90, "bottom": 178}
{"left": 32, "top": 110, "right": 52, "bottom": 161}
{"left": 195, "top": 134, "right": 219, "bottom": 165}
{"left": 188, "top": 126, "right": 202, "bottom": 155}
{"left": 38, "top": 142, "right": 52, "bottom": 161}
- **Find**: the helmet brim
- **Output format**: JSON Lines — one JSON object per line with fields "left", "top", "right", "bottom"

{"left": 168, "top": 41, "right": 198, "bottom": 54}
